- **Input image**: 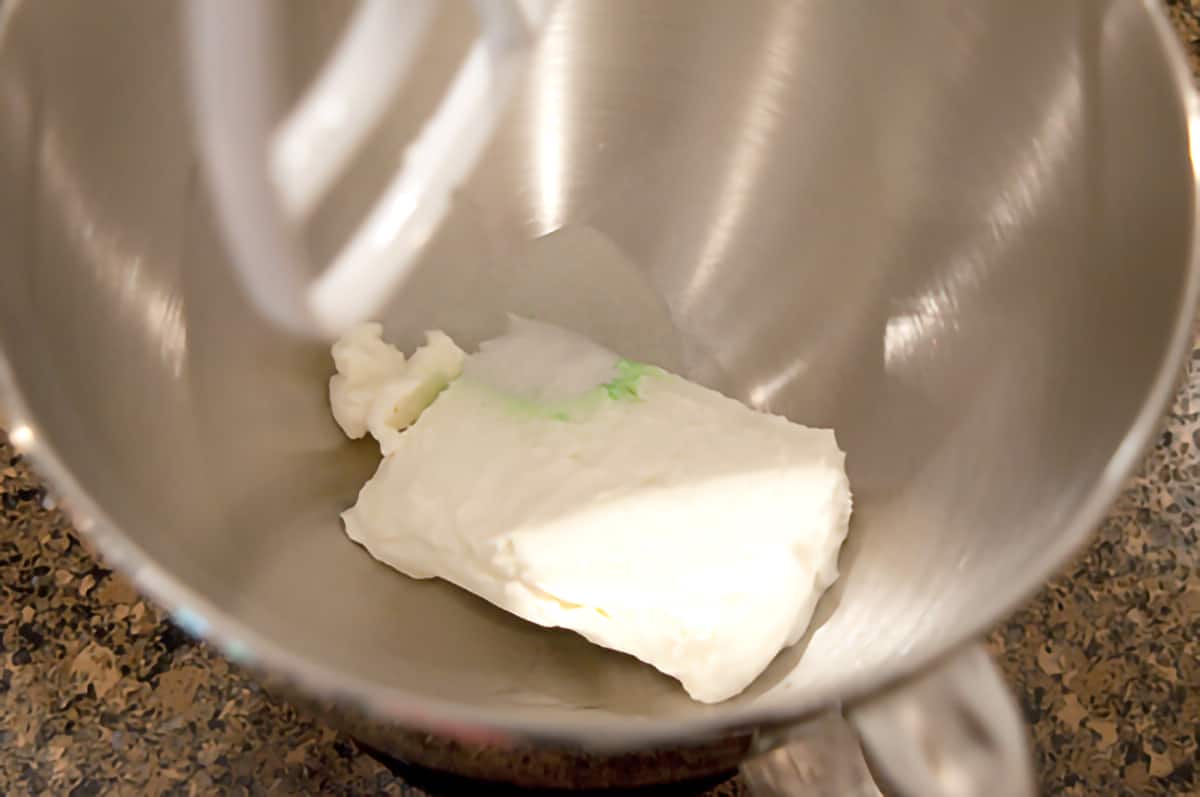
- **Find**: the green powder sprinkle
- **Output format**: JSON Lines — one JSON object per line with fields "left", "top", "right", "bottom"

{"left": 466, "top": 358, "right": 664, "bottom": 422}
{"left": 602, "top": 359, "right": 658, "bottom": 401}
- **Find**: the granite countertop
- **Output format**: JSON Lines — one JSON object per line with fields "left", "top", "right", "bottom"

{"left": 4, "top": 5, "right": 1200, "bottom": 797}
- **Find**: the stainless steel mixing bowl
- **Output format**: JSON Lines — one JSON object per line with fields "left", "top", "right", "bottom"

{"left": 1, "top": 1, "right": 1197, "bottom": 794}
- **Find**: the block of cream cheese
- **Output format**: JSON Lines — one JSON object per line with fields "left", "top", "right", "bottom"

{"left": 330, "top": 317, "right": 852, "bottom": 703}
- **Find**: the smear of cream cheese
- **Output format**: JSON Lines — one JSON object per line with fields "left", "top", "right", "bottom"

{"left": 330, "top": 316, "right": 852, "bottom": 703}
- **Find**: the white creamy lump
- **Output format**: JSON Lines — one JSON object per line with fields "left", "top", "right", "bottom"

{"left": 330, "top": 316, "right": 852, "bottom": 703}
{"left": 329, "top": 323, "right": 466, "bottom": 456}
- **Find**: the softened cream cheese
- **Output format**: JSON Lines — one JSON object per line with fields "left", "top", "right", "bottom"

{"left": 330, "top": 316, "right": 852, "bottom": 703}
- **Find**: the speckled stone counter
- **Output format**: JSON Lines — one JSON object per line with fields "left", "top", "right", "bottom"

{"left": 4, "top": 6, "right": 1200, "bottom": 797}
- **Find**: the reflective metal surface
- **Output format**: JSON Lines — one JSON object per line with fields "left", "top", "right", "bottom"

{"left": 1, "top": 0, "right": 1198, "bottom": 752}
